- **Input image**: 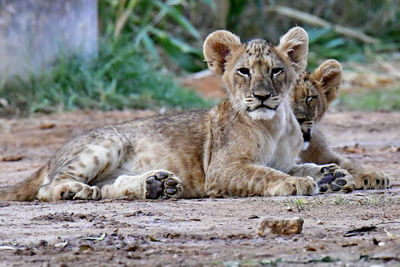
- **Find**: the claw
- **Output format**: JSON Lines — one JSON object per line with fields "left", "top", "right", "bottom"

{"left": 62, "top": 191, "right": 76, "bottom": 200}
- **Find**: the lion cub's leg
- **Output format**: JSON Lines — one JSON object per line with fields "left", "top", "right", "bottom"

{"left": 101, "top": 170, "right": 182, "bottom": 200}
{"left": 206, "top": 164, "right": 318, "bottom": 197}
{"left": 38, "top": 128, "right": 129, "bottom": 201}
{"left": 290, "top": 163, "right": 355, "bottom": 193}
{"left": 301, "top": 129, "right": 391, "bottom": 190}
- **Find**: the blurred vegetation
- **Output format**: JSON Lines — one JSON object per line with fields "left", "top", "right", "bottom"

{"left": 1, "top": 40, "right": 210, "bottom": 114}
{"left": 192, "top": 0, "right": 400, "bottom": 69}
{"left": 0, "top": 0, "right": 212, "bottom": 115}
{"left": 339, "top": 88, "right": 400, "bottom": 111}
{"left": 1, "top": 0, "right": 399, "bottom": 115}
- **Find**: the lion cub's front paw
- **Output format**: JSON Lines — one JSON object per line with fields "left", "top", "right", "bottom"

{"left": 316, "top": 164, "right": 355, "bottom": 194}
{"left": 270, "top": 176, "right": 317, "bottom": 196}
{"left": 145, "top": 171, "right": 182, "bottom": 200}
{"left": 355, "top": 171, "right": 391, "bottom": 190}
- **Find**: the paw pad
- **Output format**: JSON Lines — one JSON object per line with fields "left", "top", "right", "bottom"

{"left": 317, "top": 165, "right": 355, "bottom": 194}
{"left": 145, "top": 171, "right": 181, "bottom": 200}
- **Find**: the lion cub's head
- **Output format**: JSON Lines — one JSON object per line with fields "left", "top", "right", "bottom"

{"left": 204, "top": 27, "right": 309, "bottom": 120}
{"left": 291, "top": 59, "right": 342, "bottom": 143}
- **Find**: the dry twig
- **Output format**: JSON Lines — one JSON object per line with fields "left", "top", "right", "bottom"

{"left": 263, "top": 6, "right": 379, "bottom": 44}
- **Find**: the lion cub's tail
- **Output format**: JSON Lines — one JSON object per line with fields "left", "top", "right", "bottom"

{"left": 0, "top": 164, "right": 48, "bottom": 201}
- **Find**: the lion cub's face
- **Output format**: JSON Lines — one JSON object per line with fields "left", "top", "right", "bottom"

{"left": 291, "top": 59, "right": 343, "bottom": 142}
{"left": 204, "top": 27, "right": 309, "bottom": 120}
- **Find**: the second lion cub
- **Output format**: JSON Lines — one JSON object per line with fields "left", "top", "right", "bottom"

{"left": 0, "top": 27, "right": 353, "bottom": 201}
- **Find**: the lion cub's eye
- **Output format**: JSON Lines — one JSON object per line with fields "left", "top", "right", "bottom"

{"left": 306, "top": 96, "right": 317, "bottom": 103}
{"left": 237, "top": 68, "right": 250, "bottom": 77}
{"left": 271, "top": 68, "right": 283, "bottom": 78}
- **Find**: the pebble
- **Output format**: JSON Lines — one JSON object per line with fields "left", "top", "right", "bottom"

{"left": 257, "top": 217, "right": 304, "bottom": 236}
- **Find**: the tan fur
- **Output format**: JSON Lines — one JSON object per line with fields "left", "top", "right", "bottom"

{"left": 292, "top": 59, "right": 390, "bottom": 190}
{"left": 1, "top": 27, "right": 351, "bottom": 201}
{"left": 0, "top": 165, "right": 48, "bottom": 201}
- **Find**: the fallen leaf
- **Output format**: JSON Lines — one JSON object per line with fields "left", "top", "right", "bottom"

{"left": 81, "top": 233, "right": 106, "bottom": 241}
{"left": 342, "top": 144, "right": 366, "bottom": 154}
{"left": 384, "top": 228, "right": 398, "bottom": 239}
{"left": 0, "top": 245, "right": 16, "bottom": 250}
{"left": 0, "top": 155, "right": 24, "bottom": 162}
{"left": 306, "top": 247, "right": 317, "bottom": 251}
{"left": 344, "top": 226, "right": 377, "bottom": 237}
{"left": 342, "top": 242, "right": 358, "bottom": 247}
{"left": 79, "top": 245, "right": 94, "bottom": 252}
{"left": 54, "top": 241, "right": 68, "bottom": 248}
{"left": 39, "top": 123, "right": 56, "bottom": 129}
{"left": 147, "top": 235, "right": 161, "bottom": 242}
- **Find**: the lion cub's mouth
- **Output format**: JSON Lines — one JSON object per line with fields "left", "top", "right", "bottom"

{"left": 247, "top": 104, "right": 280, "bottom": 120}
{"left": 257, "top": 104, "right": 279, "bottom": 111}
{"left": 247, "top": 104, "right": 279, "bottom": 112}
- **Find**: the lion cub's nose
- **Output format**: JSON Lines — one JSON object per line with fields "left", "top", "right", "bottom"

{"left": 253, "top": 91, "right": 271, "bottom": 102}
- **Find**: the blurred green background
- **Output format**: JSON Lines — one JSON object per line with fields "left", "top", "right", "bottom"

{"left": 1, "top": 0, "right": 399, "bottom": 115}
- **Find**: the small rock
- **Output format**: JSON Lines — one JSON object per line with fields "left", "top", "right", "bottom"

{"left": 257, "top": 217, "right": 304, "bottom": 236}
{"left": 0, "top": 154, "right": 24, "bottom": 162}
{"left": 39, "top": 122, "right": 56, "bottom": 129}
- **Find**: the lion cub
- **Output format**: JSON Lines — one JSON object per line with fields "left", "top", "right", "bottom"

{"left": 0, "top": 27, "right": 352, "bottom": 201}
{"left": 292, "top": 59, "right": 390, "bottom": 192}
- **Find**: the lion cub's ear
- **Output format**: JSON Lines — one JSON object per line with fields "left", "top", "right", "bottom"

{"left": 313, "top": 59, "right": 343, "bottom": 104}
{"left": 203, "top": 30, "right": 241, "bottom": 76}
{"left": 277, "top": 27, "right": 309, "bottom": 73}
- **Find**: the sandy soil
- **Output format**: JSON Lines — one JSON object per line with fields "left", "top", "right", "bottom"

{"left": 0, "top": 110, "right": 399, "bottom": 266}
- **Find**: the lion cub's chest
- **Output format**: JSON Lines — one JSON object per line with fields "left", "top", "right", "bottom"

{"left": 256, "top": 110, "right": 303, "bottom": 173}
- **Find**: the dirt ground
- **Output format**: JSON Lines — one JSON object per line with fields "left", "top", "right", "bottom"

{"left": 0, "top": 109, "right": 399, "bottom": 266}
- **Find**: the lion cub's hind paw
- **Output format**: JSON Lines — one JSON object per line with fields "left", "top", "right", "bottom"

{"left": 145, "top": 171, "right": 182, "bottom": 200}
{"left": 60, "top": 184, "right": 101, "bottom": 200}
{"left": 317, "top": 164, "right": 355, "bottom": 194}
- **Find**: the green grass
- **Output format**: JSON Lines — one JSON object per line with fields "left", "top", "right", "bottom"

{"left": 338, "top": 87, "right": 400, "bottom": 111}
{"left": 287, "top": 198, "right": 308, "bottom": 210}
{"left": 0, "top": 39, "right": 212, "bottom": 115}
{"left": 0, "top": 0, "right": 213, "bottom": 115}
{"left": 334, "top": 195, "right": 348, "bottom": 205}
